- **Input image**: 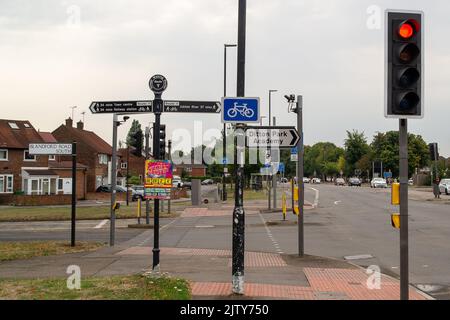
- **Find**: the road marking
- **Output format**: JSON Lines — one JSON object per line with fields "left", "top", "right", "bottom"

{"left": 94, "top": 219, "right": 109, "bottom": 229}
{"left": 138, "top": 219, "right": 178, "bottom": 246}
{"left": 195, "top": 225, "right": 215, "bottom": 228}
{"left": 334, "top": 201, "right": 342, "bottom": 205}
{"left": 310, "top": 188, "right": 319, "bottom": 208}
{"left": 344, "top": 254, "right": 374, "bottom": 261}
{"left": 258, "top": 212, "right": 283, "bottom": 255}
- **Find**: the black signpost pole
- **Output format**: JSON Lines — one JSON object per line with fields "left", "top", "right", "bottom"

{"left": 71, "top": 142, "right": 77, "bottom": 247}
{"left": 232, "top": 0, "right": 246, "bottom": 295}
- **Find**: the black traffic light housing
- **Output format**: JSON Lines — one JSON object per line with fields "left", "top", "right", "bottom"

{"left": 429, "top": 143, "right": 439, "bottom": 161}
{"left": 385, "top": 10, "right": 424, "bottom": 119}
{"left": 159, "top": 124, "right": 166, "bottom": 159}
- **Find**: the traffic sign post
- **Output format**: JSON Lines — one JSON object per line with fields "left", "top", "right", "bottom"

{"left": 29, "top": 143, "right": 77, "bottom": 247}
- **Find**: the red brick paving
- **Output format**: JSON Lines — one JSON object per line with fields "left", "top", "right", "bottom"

{"left": 181, "top": 208, "right": 257, "bottom": 218}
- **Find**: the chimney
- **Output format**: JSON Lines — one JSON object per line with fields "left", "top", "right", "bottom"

{"left": 65, "top": 118, "right": 73, "bottom": 127}
{"left": 77, "top": 121, "right": 84, "bottom": 130}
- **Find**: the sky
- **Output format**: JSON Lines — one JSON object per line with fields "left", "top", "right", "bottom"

{"left": 0, "top": 0, "right": 449, "bottom": 157}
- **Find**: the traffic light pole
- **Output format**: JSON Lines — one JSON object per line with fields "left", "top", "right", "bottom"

{"left": 399, "top": 118, "right": 409, "bottom": 300}
{"left": 232, "top": 0, "right": 246, "bottom": 295}
{"left": 152, "top": 96, "right": 162, "bottom": 272}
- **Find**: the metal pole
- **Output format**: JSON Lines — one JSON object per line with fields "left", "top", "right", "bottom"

{"left": 223, "top": 45, "right": 228, "bottom": 202}
{"left": 399, "top": 119, "right": 409, "bottom": 300}
{"left": 110, "top": 114, "right": 118, "bottom": 246}
{"left": 152, "top": 96, "right": 163, "bottom": 272}
{"left": 71, "top": 142, "right": 77, "bottom": 247}
{"left": 297, "top": 96, "right": 304, "bottom": 257}
{"left": 168, "top": 140, "right": 172, "bottom": 214}
{"left": 126, "top": 145, "right": 130, "bottom": 206}
{"left": 232, "top": 0, "right": 246, "bottom": 295}
{"left": 273, "top": 117, "right": 277, "bottom": 209}
{"left": 145, "top": 127, "right": 150, "bottom": 225}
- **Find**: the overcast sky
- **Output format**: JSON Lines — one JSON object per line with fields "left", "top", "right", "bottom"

{"left": 1, "top": 0, "right": 449, "bottom": 156}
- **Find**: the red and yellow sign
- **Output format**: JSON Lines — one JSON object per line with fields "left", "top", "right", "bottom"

{"left": 144, "top": 160, "right": 173, "bottom": 200}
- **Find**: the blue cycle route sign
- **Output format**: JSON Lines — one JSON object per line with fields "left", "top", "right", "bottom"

{"left": 222, "top": 97, "right": 260, "bottom": 124}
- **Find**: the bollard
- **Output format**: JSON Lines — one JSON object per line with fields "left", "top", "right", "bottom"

{"left": 282, "top": 193, "right": 287, "bottom": 221}
{"left": 137, "top": 198, "right": 142, "bottom": 225}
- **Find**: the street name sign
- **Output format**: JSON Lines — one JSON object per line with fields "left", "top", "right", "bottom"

{"left": 164, "top": 100, "right": 221, "bottom": 113}
{"left": 246, "top": 127, "right": 300, "bottom": 149}
{"left": 89, "top": 101, "right": 153, "bottom": 114}
{"left": 29, "top": 143, "right": 73, "bottom": 155}
{"left": 222, "top": 97, "right": 260, "bottom": 123}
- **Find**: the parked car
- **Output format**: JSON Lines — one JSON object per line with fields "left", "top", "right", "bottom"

{"left": 131, "top": 185, "right": 145, "bottom": 201}
{"left": 280, "top": 178, "right": 289, "bottom": 184}
{"left": 408, "top": 179, "right": 414, "bottom": 186}
{"left": 202, "top": 179, "right": 215, "bottom": 185}
{"left": 173, "top": 176, "right": 183, "bottom": 188}
{"left": 311, "top": 178, "right": 321, "bottom": 184}
{"left": 439, "top": 179, "right": 450, "bottom": 195}
{"left": 95, "top": 185, "right": 127, "bottom": 193}
{"left": 371, "top": 178, "right": 388, "bottom": 188}
{"left": 348, "top": 177, "right": 362, "bottom": 187}
{"left": 182, "top": 181, "right": 192, "bottom": 190}
{"left": 335, "top": 178, "right": 346, "bottom": 186}
{"left": 303, "top": 177, "right": 311, "bottom": 184}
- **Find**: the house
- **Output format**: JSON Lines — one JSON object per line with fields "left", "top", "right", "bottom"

{"left": 0, "top": 119, "right": 87, "bottom": 204}
{"left": 173, "top": 164, "right": 207, "bottom": 178}
{"left": 118, "top": 147, "right": 146, "bottom": 186}
{"left": 52, "top": 118, "right": 112, "bottom": 192}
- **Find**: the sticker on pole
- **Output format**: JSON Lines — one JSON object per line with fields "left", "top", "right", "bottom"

{"left": 144, "top": 160, "right": 173, "bottom": 200}
{"left": 222, "top": 97, "right": 260, "bottom": 124}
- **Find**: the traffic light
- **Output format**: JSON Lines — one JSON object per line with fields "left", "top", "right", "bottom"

{"left": 385, "top": 10, "right": 423, "bottom": 118}
{"left": 429, "top": 143, "right": 439, "bottom": 161}
{"left": 159, "top": 124, "right": 166, "bottom": 159}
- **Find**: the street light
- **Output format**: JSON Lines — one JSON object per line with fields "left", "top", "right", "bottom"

{"left": 223, "top": 44, "right": 237, "bottom": 201}
{"left": 269, "top": 90, "right": 278, "bottom": 126}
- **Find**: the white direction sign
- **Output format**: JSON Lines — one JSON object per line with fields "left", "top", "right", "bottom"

{"left": 246, "top": 127, "right": 300, "bottom": 149}
{"left": 29, "top": 143, "right": 73, "bottom": 155}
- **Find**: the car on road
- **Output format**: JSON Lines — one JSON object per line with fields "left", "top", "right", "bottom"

{"left": 173, "top": 176, "right": 183, "bottom": 188}
{"left": 96, "top": 185, "right": 127, "bottom": 193}
{"left": 335, "top": 178, "right": 346, "bottom": 186}
{"left": 182, "top": 181, "right": 192, "bottom": 190}
{"left": 348, "top": 177, "right": 362, "bottom": 187}
{"left": 202, "top": 179, "right": 215, "bottom": 185}
{"left": 371, "top": 178, "right": 388, "bottom": 188}
{"left": 439, "top": 179, "right": 450, "bottom": 195}
{"left": 303, "top": 177, "right": 311, "bottom": 184}
{"left": 409, "top": 179, "right": 414, "bottom": 186}
{"left": 131, "top": 185, "right": 145, "bottom": 201}
{"left": 311, "top": 178, "right": 321, "bottom": 184}
{"left": 280, "top": 178, "right": 289, "bottom": 184}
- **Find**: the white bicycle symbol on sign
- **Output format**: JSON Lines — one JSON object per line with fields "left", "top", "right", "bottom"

{"left": 227, "top": 102, "right": 255, "bottom": 119}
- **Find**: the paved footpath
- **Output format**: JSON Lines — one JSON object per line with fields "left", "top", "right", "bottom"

{"left": 0, "top": 201, "right": 432, "bottom": 300}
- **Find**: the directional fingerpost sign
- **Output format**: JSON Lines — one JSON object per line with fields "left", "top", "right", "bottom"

{"left": 222, "top": 97, "right": 260, "bottom": 123}
{"left": 164, "top": 101, "right": 221, "bottom": 113}
{"left": 246, "top": 126, "right": 301, "bottom": 149}
{"left": 149, "top": 74, "right": 168, "bottom": 95}
{"left": 89, "top": 101, "right": 153, "bottom": 114}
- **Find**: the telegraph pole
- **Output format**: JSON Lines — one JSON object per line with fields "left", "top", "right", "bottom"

{"left": 232, "top": 0, "right": 246, "bottom": 295}
{"left": 296, "top": 96, "right": 304, "bottom": 257}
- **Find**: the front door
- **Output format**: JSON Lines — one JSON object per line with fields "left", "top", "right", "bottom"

{"left": 63, "top": 178, "right": 72, "bottom": 194}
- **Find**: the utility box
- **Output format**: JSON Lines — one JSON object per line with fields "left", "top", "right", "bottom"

{"left": 191, "top": 179, "right": 201, "bottom": 206}
{"left": 391, "top": 183, "right": 400, "bottom": 205}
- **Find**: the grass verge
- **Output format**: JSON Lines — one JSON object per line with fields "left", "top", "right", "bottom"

{"left": 0, "top": 275, "right": 191, "bottom": 300}
{"left": 0, "top": 241, "right": 105, "bottom": 262}
{"left": 0, "top": 202, "right": 187, "bottom": 222}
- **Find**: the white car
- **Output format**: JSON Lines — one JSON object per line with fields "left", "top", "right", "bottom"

{"left": 172, "top": 176, "right": 183, "bottom": 188}
{"left": 439, "top": 179, "right": 450, "bottom": 195}
{"left": 371, "top": 178, "right": 388, "bottom": 188}
{"left": 311, "top": 178, "right": 321, "bottom": 184}
{"left": 303, "top": 177, "right": 311, "bottom": 184}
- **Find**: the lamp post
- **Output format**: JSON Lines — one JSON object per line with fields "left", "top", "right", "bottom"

{"left": 223, "top": 44, "right": 237, "bottom": 201}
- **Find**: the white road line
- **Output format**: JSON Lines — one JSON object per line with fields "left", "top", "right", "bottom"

{"left": 334, "top": 201, "right": 342, "bottom": 205}
{"left": 258, "top": 212, "right": 283, "bottom": 255}
{"left": 94, "top": 219, "right": 109, "bottom": 229}
{"left": 310, "top": 187, "right": 320, "bottom": 208}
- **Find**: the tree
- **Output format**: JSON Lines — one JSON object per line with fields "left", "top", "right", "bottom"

{"left": 126, "top": 120, "right": 144, "bottom": 156}
{"left": 304, "top": 142, "right": 344, "bottom": 180}
{"left": 344, "top": 130, "right": 370, "bottom": 176}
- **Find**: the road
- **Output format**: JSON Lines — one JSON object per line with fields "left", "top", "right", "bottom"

{"left": 0, "top": 185, "right": 448, "bottom": 299}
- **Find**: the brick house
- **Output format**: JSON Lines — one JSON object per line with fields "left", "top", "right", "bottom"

{"left": 118, "top": 147, "right": 146, "bottom": 186}
{"left": 52, "top": 118, "right": 112, "bottom": 192}
{"left": 0, "top": 119, "right": 87, "bottom": 203}
{"left": 173, "top": 164, "right": 207, "bottom": 178}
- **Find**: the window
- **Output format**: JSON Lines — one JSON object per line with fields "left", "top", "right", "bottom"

{"left": 49, "top": 155, "right": 56, "bottom": 161}
{"left": 24, "top": 150, "right": 36, "bottom": 161}
{"left": 8, "top": 122, "right": 19, "bottom": 129}
{"left": 24, "top": 123, "right": 31, "bottom": 128}
{"left": 185, "top": 167, "right": 192, "bottom": 173}
{"left": 58, "top": 178, "right": 64, "bottom": 191}
{"left": 121, "top": 162, "right": 128, "bottom": 169}
{"left": 98, "top": 154, "right": 108, "bottom": 165}
{"left": 0, "top": 149, "right": 7, "bottom": 161}
{"left": 0, "top": 175, "right": 13, "bottom": 194}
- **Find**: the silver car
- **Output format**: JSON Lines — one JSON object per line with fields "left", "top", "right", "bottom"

{"left": 439, "top": 179, "right": 450, "bottom": 195}
{"left": 371, "top": 178, "right": 388, "bottom": 188}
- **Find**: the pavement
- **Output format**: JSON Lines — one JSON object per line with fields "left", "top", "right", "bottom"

{"left": 0, "top": 186, "right": 436, "bottom": 300}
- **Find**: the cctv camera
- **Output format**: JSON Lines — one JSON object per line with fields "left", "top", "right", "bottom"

{"left": 123, "top": 116, "right": 130, "bottom": 122}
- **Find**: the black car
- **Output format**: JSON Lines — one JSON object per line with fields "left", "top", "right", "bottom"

{"left": 96, "top": 185, "right": 127, "bottom": 193}
{"left": 182, "top": 181, "right": 192, "bottom": 190}
{"left": 348, "top": 178, "right": 362, "bottom": 187}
